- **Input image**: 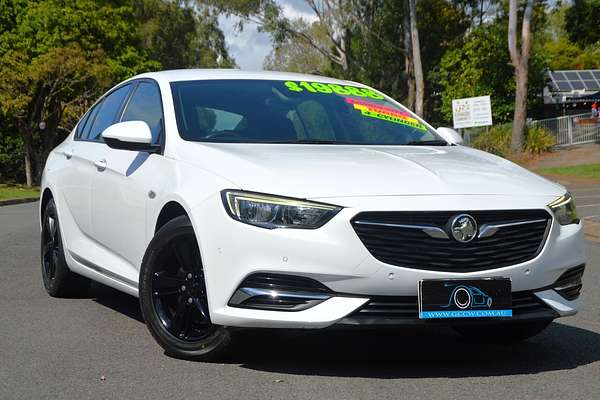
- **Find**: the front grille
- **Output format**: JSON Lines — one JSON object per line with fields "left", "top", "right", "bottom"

{"left": 351, "top": 210, "right": 552, "bottom": 272}
{"left": 350, "top": 291, "right": 552, "bottom": 320}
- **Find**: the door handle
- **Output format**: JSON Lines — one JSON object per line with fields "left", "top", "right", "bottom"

{"left": 94, "top": 159, "right": 107, "bottom": 172}
{"left": 63, "top": 150, "right": 73, "bottom": 160}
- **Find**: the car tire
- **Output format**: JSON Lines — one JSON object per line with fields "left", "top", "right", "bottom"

{"left": 453, "top": 319, "right": 553, "bottom": 343}
{"left": 41, "top": 198, "right": 91, "bottom": 297}
{"left": 139, "top": 215, "right": 231, "bottom": 361}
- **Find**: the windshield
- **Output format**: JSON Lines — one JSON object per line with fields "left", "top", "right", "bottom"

{"left": 170, "top": 79, "right": 444, "bottom": 145}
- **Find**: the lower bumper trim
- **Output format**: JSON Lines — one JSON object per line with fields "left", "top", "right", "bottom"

{"left": 337, "top": 309, "right": 558, "bottom": 327}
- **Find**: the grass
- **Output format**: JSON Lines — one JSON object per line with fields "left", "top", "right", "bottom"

{"left": 538, "top": 163, "right": 600, "bottom": 180}
{"left": 0, "top": 184, "right": 40, "bottom": 201}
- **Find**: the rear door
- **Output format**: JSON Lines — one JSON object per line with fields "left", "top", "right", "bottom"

{"left": 91, "top": 79, "right": 165, "bottom": 276}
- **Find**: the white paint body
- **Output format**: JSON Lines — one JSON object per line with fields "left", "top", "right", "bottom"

{"left": 41, "top": 69, "right": 586, "bottom": 328}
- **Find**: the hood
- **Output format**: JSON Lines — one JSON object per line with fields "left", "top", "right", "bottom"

{"left": 177, "top": 143, "right": 564, "bottom": 199}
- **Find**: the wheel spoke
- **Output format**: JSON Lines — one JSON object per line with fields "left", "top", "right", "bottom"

{"left": 151, "top": 233, "right": 213, "bottom": 342}
{"left": 170, "top": 296, "right": 188, "bottom": 336}
{"left": 47, "top": 250, "right": 58, "bottom": 279}
{"left": 42, "top": 243, "right": 53, "bottom": 262}
{"left": 153, "top": 271, "right": 184, "bottom": 289}
{"left": 192, "top": 297, "right": 210, "bottom": 323}
{"left": 171, "top": 240, "right": 190, "bottom": 271}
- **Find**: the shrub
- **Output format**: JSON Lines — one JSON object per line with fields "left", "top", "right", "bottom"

{"left": 471, "top": 124, "right": 555, "bottom": 157}
{"left": 524, "top": 126, "right": 555, "bottom": 154}
{"left": 0, "top": 132, "right": 24, "bottom": 183}
{"left": 470, "top": 124, "right": 511, "bottom": 156}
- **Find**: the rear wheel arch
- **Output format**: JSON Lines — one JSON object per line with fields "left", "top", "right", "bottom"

{"left": 40, "top": 188, "right": 54, "bottom": 227}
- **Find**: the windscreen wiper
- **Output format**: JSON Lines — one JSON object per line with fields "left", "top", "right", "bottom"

{"left": 404, "top": 140, "right": 449, "bottom": 146}
{"left": 267, "top": 139, "right": 358, "bottom": 144}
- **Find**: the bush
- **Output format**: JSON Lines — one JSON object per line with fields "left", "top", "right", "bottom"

{"left": 524, "top": 126, "right": 556, "bottom": 154}
{"left": 470, "top": 124, "right": 511, "bottom": 156}
{"left": 471, "top": 124, "right": 555, "bottom": 157}
{"left": 0, "top": 132, "right": 24, "bottom": 183}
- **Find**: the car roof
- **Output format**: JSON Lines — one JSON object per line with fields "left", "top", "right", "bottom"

{"left": 129, "top": 69, "right": 365, "bottom": 87}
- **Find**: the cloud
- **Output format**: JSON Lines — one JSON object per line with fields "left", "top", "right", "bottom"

{"left": 219, "top": 0, "right": 317, "bottom": 70}
{"left": 218, "top": 15, "right": 272, "bottom": 70}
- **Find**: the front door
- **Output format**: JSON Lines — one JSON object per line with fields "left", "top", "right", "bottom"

{"left": 91, "top": 80, "right": 165, "bottom": 281}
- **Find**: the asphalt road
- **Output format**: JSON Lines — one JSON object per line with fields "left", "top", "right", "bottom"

{"left": 1, "top": 202, "right": 600, "bottom": 400}
{"left": 572, "top": 186, "right": 600, "bottom": 220}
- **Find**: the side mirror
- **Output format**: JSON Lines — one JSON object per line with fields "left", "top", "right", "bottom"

{"left": 102, "top": 121, "right": 159, "bottom": 152}
{"left": 436, "top": 127, "right": 463, "bottom": 145}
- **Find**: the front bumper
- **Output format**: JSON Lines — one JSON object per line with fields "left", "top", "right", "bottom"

{"left": 191, "top": 193, "right": 586, "bottom": 329}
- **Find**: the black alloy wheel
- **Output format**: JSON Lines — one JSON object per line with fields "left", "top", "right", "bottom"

{"left": 139, "top": 216, "right": 230, "bottom": 360}
{"left": 42, "top": 206, "right": 60, "bottom": 283}
{"left": 40, "top": 198, "right": 90, "bottom": 297}
{"left": 151, "top": 234, "right": 214, "bottom": 341}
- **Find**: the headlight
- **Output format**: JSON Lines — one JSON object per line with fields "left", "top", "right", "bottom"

{"left": 221, "top": 190, "right": 342, "bottom": 229}
{"left": 548, "top": 192, "right": 580, "bottom": 225}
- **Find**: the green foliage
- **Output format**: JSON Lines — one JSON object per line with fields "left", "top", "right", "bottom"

{"left": 0, "top": 0, "right": 234, "bottom": 184}
{"left": 434, "top": 19, "right": 547, "bottom": 126}
{"left": 264, "top": 19, "right": 331, "bottom": 73}
{"left": 524, "top": 126, "right": 556, "bottom": 154}
{"left": 471, "top": 124, "right": 512, "bottom": 156}
{"left": 565, "top": 0, "right": 600, "bottom": 47}
{"left": 0, "top": 130, "right": 24, "bottom": 183}
{"left": 471, "top": 124, "right": 555, "bottom": 157}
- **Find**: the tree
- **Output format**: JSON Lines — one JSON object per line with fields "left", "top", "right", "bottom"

{"left": 264, "top": 19, "right": 331, "bottom": 73}
{"left": 508, "top": 0, "right": 536, "bottom": 152}
{"left": 403, "top": 1, "right": 415, "bottom": 110}
{"left": 409, "top": 0, "right": 425, "bottom": 116}
{"left": 206, "top": 0, "right": 356, "bottom": 73}
{"left": 565, "top": 0, "right": 600, "bottom": 47}
{"left": 0, "top": 46, "right": 111, "bottom": 186}
{"left": 0, "top": 0, "right": 234, "bottom": 185}
{"left": 435, "top": 20, "right": 546, "bottom": 125}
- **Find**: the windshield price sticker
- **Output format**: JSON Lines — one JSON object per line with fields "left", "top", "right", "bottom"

{"left": 284, "top": 81, "right": 385, "bottom": 99}
{"left": 346, "top": 98, "right": 426, "bottom": 130}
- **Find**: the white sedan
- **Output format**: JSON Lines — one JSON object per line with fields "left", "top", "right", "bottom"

{"left": 40, "top": 70, "right": 586, "bottom": 360}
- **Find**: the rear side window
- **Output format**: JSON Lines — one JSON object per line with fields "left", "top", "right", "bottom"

{"left": 121, "top": 81, "right": 163, "bottom": 144}
{"left": 78, "top": 101, "right": 103, "bottom": 140}
{"left": 85, "top": 84, "right": 132, "bottom": 142}
{"left": 75, "top": 109, "right": 92, "bottom": 139}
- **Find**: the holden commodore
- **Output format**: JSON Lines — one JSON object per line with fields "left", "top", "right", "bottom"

{"left": 40, "top": 70, "right": 586, "bottom": 360}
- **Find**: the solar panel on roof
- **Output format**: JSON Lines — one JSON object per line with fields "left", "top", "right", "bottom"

{"left": 583, "top": 81, "right": 600, "bottom": 90}
{"left": 548, "top": 81, "right": 560, "bottom": 90}
{"left": 551, "top": 72, "right": 566, "bottom": 80}
{"left": 564, "top": 71, "right": 580, "bottom": 80}
{"left": 571, "top": 81, "right": 585, "bottom": 90}
{"left": 556, "top": 81, "right": 573, "bottom": 90}
{"left": 593, "top": 71, "right": 600, "bottom": 80}
{"left": 579, "top": 71, "right": 593, "bottom": 79}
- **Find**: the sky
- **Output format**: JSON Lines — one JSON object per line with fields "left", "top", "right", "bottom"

{"left": 218, "top": 0, "right": 318, "bottom": 70}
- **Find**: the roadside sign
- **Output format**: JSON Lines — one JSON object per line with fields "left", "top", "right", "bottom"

{"left": 452, "top": 96, "right": 493, "bottom": 129}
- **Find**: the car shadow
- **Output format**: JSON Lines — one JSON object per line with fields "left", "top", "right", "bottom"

{"left": 226, "top": 322, "right": 600, "bottom": 378}
{"left": 87, "top": 283, "right": 600, "bottom": 378}
{"left": 90, "top": 282, "right": 145, "bottom": 324}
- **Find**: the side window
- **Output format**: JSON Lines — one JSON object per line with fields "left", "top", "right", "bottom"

{"left": 78, "top": 100, "right": 103, "bottom": 140}
{"left": 121, "top": 81, "right": 163, "bottom": 144}
{"left": 75, "top": 109, "right": 92, "bottom": 139}
{"left": 86, "top": 84, "right": 132, "bottom": 142}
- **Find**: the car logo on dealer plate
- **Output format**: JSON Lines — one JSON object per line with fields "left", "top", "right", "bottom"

{"left": 449, "top": 214, "right": 478, "bottom": 243}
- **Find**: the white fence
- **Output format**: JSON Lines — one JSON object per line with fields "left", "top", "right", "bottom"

{"left": 529, "top": 113, "right": 600, "bottom": 147}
